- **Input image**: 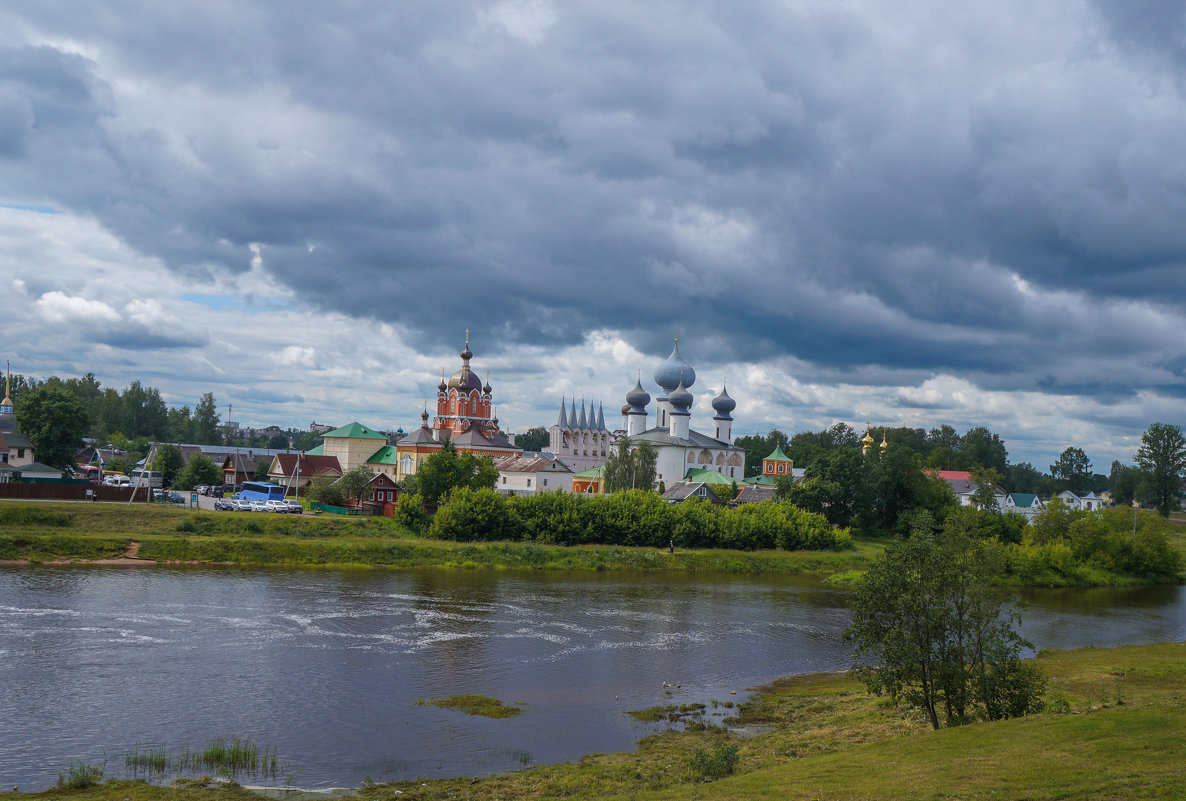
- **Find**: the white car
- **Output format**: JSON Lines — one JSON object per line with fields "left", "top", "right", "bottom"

{"left": 102, "top": 475, "right": 132, "bottom": 488}
{"left": 263, "top": 500, "right": 289, "bottom": 513}
{"left": 249, "top": 500, "right": 269, "bottom": 512}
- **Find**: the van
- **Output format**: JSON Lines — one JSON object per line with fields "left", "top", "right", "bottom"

{"left": 102, "top": 475, "right": 132, "bottom": 488}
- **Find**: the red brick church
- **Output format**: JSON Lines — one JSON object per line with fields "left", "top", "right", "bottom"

{"left": 394, "top": 331, "right": 520, "bottom": 481}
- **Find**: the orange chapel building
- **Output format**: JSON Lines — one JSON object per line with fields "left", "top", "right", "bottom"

{"left": 394, "top": 332, "right": 521, "bottom": 482}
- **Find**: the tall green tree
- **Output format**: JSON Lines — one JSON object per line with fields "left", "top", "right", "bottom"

{"left": 959, "top": 426, "right": 1009, "bottom": 474}
{"left": 168, "top": 406, "right": 195, "bottom": 443}
{"left": 803, "top": 446, "right": 871, "bottom": 527}
{"left": 193, "top": 392, "right": 221, "bottom": 445}
{"left": 844, "top": 515, "right": 1045, "bottom": 729}
{"left": 152, "top": 444, "right": 185, "bottom": 488}
{"left": 1108, "top": 461, "right": 1140, "bottom": 507}
{"left": 405, "top": 440, "right": 499, "bottom": 509}
{"left": 514, "top": 426, "right": 550, "bottom": 452}
{"left": 1134, "top": 422, "right": 1186, "bottom": 517}
{"left": 174, "top": 454, "right": 223, "bottom": 490}
{"left": 1050, "top": 447, "right": 1092, "bottom": 494}
{"left": 1006, "top": 462, "right": 1045, "bottom": 494}
{"left": 337, "top": 465, "right": 377, "bottom": 507}
{"left": 968, "top": 466, "right": 1004, "bottom": 512}
{"left": 603, "top": 437, "right": 658, "bottom": 493}
{"left": 13, "top": 386, "right": 90, "bottom": 468}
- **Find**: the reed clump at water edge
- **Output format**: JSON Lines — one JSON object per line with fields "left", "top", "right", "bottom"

{"left": 125, "top": 737, "right": 280, "bottom": 780}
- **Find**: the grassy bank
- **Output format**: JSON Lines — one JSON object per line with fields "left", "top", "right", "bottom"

{"left": 8, "top": 642, "right": 1184, "bottom": 800}
{"left": 1, "top": 501, "right": 1182, "bottom": 585}
{"left": 0, "top": 501, "right": 879, "bottom": 574}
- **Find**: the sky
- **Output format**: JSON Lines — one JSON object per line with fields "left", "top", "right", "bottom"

{"left": 2, "top": 0, "right": 1185, "bottom": 471}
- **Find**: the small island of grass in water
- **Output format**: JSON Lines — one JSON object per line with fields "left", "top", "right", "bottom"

{"left": 417, "top": 694, "right": 524, "bottom": 718}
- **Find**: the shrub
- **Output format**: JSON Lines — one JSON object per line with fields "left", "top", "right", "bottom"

{"left": 430, "top": 488, "right": 522, "bottom": 542}
{"left": 392, "top": 492, "right": 430, "bottom": 536}
{"left": 57, "top": 760, "right": 104, "bottom": 790}
{"left": 688, "top": 743, "right": 740, "bottom": 781}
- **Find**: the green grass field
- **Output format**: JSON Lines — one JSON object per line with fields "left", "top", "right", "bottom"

{"left": 8, "top": 642, "right": 1183, "bottom": 800}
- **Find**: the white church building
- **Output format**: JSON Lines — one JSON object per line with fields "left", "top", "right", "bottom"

{"left": 547, "top": 398, "right": 614, "bottom": 473}
{"left": 620, "top": 339, "right": 746, "bottom": 487}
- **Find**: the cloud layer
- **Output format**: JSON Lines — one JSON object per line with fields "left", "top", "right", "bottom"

{"left": 2, "top": 0, "right": 1185, "bottom": 469}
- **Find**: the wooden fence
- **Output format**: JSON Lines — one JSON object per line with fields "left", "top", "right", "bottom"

{"left": 0, "top": 483, "right": 150, "bottom": 502}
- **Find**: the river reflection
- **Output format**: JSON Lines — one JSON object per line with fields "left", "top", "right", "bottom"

{"left": 0, "top": 567, "right": 1182, "bottom": 790}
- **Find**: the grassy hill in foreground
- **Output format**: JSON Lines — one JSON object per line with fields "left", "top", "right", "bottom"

{"left": 8, "top": 642, "right": 1184, "bottom": 801}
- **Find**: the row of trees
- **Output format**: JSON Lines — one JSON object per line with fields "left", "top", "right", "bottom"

{"left": 11, "top": 371, "right": 332, "bottom": 470}
{"left": 10, "top": 372, "right": 224, "bottom": 446}
{"left": 419, "top": 487, "right": 851, "bottom": 552}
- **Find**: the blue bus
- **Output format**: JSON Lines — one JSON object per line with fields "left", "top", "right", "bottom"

{"left": 236, "top": 481, "right": 286, "bottom": 502}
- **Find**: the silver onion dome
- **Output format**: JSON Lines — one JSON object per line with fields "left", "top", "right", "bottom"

{"left": 653, "top": 340, "right": 695, "bottom": 393}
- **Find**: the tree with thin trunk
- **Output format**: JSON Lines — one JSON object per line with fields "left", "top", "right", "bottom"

{"left": 844, "top": 512, "right": 1045, "bottom": 729}
{"left": 1135, "top": 422, "right": 1186, "bottom": 517}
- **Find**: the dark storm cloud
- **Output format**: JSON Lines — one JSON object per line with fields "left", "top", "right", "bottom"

{"left": 3, "top": 0, "right": 1186, "bottom": 405}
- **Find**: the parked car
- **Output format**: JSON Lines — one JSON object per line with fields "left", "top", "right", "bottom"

{"left": 214, "top": 498, "right": 234, "bottom": 511}
{"left": 167, "top": 492, "right": 186, "bottom": 505}
{"left": 282, "top": 500, "right": 304, "bottom": 514}
{"left": 263, "top": 500, "right": 289, "bottom": 513}
{"left": 102, "top": 475, "right": 132, "bottom": 488}
{"left": 248, "top": 500, "right": 269, "bottom": 512}
{"left": 194, "top": 485, "right": 209, "bottom": 495}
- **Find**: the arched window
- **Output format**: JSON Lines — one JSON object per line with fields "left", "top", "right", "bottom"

{"left": 728, "top": 453, "right": 743, "bottom": 466}
{"left": 715, "top": 453, "right": 726, "bottom": 465}
{"left": 687, "top": 452, "right": 696, "bottom": 463}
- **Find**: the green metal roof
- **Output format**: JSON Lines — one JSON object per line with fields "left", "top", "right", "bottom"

{"left": 1009, "top": 493, "right": 1038, "bottom": 507}
{"left": 743, "top": 474, "right": 777, "bottom": 486}
{"left": 16, "top": 462, "right": 62, "bottom": 474}
{"left": 682, "top": 467, "right": 735, "bottom": 485}
{"left": 367, "top": 445, "right": 399, "bottom": 465}
{"left": 323, "top": 422, "right": 386, "bottom": 440}
{"left": 573, "top": 465, "right": 605, "bottom": 478}
{"left": 304, "top": 443, "right": 325, "bottom": 456}
{"left": 764, "top": 445, "right": 792, "bottom": 462}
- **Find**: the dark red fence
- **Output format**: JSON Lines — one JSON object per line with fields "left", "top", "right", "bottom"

{"left": 0, "top": 484, "right": 150, "bottom": 502}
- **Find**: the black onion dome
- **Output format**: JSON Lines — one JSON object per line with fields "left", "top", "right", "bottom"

{"left": 625, "top": 377, "right": 651, "bottom": 410}
{"left": 668, "top": 378, "right": 693, "bottom": 411}
{"left": 711, "top": 382, "right": 736, "bottom": 416}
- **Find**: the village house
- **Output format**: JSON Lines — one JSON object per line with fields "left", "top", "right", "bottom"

{"left": 493, "top": 453, "right": 573, "bottom": 496}
{"left": 267, "top": 453, "right": 343, "bottom": 496}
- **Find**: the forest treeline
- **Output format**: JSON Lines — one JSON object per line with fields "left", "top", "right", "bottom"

{"left": 8, "top": 371, "right": 322, "bottom": 453}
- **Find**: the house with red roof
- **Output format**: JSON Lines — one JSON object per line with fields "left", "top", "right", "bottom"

{"left": 268, "top": 453, "right": 343, "bottom": 496}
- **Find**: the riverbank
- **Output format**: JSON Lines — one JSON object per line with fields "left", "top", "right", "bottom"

{"left": 7, "top": 641, "right": 1184, "bottom": 800}
{"left": 0, "top": 502, "right": 879, "bottom": 574}
{"left": 1, "top": 501, "right": 1182, "bottom": 585}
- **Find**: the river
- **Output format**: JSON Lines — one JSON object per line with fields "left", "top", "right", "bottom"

{"left": 1, "top": 566, "right": 1183, "bottom": 790}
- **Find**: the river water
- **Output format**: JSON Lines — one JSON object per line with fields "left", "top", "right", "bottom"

{"left": 1, "top": 566, "right": 1183, "bottom": 790}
